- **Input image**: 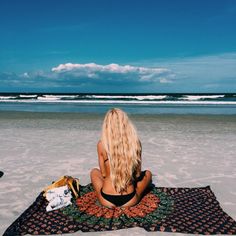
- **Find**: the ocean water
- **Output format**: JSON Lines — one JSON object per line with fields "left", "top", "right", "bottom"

{"left": 0, "top": 93, "right": 236, "bottom": 114}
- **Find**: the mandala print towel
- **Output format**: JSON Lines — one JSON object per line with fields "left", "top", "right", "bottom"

{"left": 3, "top": 184, "right": 236, "bottom": 235}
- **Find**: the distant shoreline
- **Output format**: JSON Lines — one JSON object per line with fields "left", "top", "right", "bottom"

{"left": 1, "top": 110, "right": 236, "bottom": 119}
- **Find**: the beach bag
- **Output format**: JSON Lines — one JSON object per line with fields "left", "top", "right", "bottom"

{"left": 43, "top": 176, "right": 80, "bottom": 199}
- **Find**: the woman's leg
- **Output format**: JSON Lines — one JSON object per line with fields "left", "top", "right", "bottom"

{"left": 90, "top": 168, "right": 104, "bottom": 195}
{"left": 90, "top": 168, "right": 116, "bottom": 208}
{"left": 135, "top": 170, "right": 152, "bottom": 201}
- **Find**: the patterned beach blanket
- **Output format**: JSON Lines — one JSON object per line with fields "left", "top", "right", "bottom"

{"left": 3, "top": 184, "right": 236, "bottom": 235}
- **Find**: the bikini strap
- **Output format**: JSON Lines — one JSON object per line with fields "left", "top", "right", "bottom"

{"left": 104, "top": 153, "right": 110, "bottom": 163}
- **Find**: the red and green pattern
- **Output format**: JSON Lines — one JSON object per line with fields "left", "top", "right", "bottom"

{"left": 62, "top": 183, "right": 173, "bottom": 231}
{"left": 3, "top": 184, "right": 236, "bottom": 235}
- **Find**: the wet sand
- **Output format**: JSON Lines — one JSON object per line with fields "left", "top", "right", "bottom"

{"left": 0, "top": 111, "right": 236, "bottom": 236}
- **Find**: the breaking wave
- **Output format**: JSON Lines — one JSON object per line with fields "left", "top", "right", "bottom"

{"left": 0, "top": 93, "right": 235, "bottom": 105}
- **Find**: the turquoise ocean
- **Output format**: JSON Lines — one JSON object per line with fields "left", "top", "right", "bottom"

{"left": 0, "top": 93, "right": 236, "bottom": 115}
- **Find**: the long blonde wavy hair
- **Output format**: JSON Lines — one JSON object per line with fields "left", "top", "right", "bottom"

{"left": 101, "top": 108, "right": 141, "bottom": 193}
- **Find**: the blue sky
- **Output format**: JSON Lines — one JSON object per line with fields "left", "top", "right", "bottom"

{"left": 0, "top": 0, "right": 236, "bottom": 93}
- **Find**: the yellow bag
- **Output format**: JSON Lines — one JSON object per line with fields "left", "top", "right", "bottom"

{"left": 67, "top": 176, "right": 80, "bottom": 199}
{"left": 43, "top": 176, "right": 80, "bottom": 199}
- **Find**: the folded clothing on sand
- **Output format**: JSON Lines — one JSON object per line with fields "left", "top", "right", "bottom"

{"left": 45, "top": 185, "right": 72, "bottom": 212}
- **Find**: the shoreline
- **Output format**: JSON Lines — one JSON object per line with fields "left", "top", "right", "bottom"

{"left": 1, "top": 109, "right": 236, "bottom": 117}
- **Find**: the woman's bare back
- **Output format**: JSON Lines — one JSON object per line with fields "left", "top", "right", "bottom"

{"left": 90, "top": 141, "right": 152, "bottom": 208}
{"left": 98, "top": 141, "right": 135, "bottom": 195}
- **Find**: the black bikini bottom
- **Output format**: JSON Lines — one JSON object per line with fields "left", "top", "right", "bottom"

{"left": 101, "top": 189, "right": 136, "bottom": 207}
{"left": 100, "top": 171, "right": 147, "bottom": 207}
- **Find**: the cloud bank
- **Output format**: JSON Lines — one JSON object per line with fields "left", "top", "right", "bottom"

{"left": 0, "top": 53, "right": 236, "bottom": 93}
{"left": 51, "top": 62, "right": 174, "bottom": 84}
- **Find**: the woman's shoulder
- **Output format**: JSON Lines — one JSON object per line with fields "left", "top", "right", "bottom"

{"left": 97, "top": 140, "right": 106, "bottom": 154}
{"left": 97, "top": 140, "right": 103, "bottom": 149}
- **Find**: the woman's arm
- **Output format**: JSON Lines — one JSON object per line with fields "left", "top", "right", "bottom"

{"left": 97, "top": 141, "right": 107, "bottom": 178}
{"left": 135, "top": 140, "right": 142, "bottom": 177}
{"left": 136, "top": 157, "right": 142, "bottom": 177}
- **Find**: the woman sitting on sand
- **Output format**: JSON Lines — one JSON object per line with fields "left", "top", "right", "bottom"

{"left": 90, "top": 108, "right": 152, "bottom": 208}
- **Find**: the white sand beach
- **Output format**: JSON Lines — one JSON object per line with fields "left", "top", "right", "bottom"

{"left": 0, "top": 111, "right": 236, "bottom": 236}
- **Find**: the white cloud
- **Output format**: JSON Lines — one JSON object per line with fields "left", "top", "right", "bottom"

{"left": 51, "top": 62, "right": 168, "bottom": 74}
{"left": 51, "top": 62, "right": 174, "bottom": 83}
{"left": 159, "top": 77, "right": 173, "bottom": 83}
{"left": 20, "top": 72, "right": 30, "bottom": 78}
